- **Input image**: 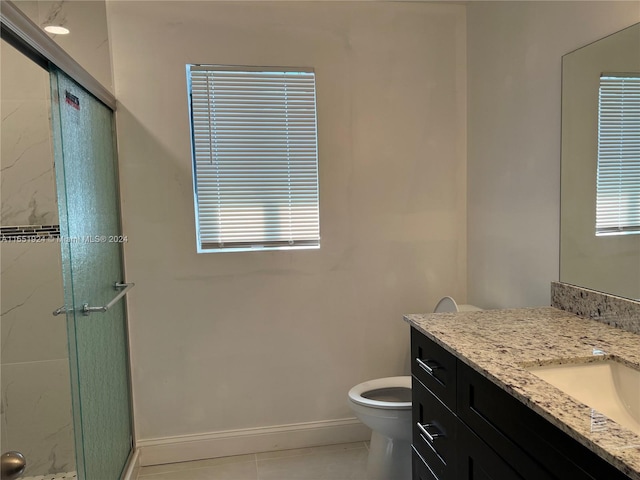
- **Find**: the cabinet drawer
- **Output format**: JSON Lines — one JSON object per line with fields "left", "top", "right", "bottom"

{"left": 412, "top": 448, "right": 440, "bottom": 480}
{"left": 412, "top": 377, "right": 457, "bottom": 480}
{"left": 411, "top": 327, "right": 456, "bottom": 409}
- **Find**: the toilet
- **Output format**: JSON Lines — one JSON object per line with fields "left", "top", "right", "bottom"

{"left": 348, "top": 297, "right": 481, "bottom": 480}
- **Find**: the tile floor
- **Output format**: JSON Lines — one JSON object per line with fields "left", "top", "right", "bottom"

{"left": 21, "top": 473, "right": 76, "bottom": 480}
{"left": 137, "top": 442, "right": 368, "bottom": 480}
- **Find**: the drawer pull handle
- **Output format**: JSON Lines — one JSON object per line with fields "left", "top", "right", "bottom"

{"left": 417, "top": 422, "right": 443, "bottom": 443}
{"left": 416, "top": 357, "right": 442, "bottom": 375}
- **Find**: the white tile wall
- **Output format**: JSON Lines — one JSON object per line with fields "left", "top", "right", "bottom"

{"left": 1, "top": 243, "right": 67, "bottom": 364}
{"left": 0, "top": 40, "right": 57, "bottom": 228}
{"left": 1, "top": 360, "right": 74, "bottom": 476}
{"left": 0, "top": 242, "right": 72, "bottom": 476}
{"left": 1, "top": 24, "right": 72, "bottom": 479}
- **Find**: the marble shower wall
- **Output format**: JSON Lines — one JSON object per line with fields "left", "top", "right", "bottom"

{"left": 1, "top": 40, "right": 58, "bottom": 226}
{"left": 0, "top": 41, "right": 74, "bottom": 475}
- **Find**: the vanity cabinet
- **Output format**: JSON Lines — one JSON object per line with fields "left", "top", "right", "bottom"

{"left": 412, "top": 376, "right": 524, "bottom": 480}
{"left": 410, "top": 327, "right": 631, "bottom": 480}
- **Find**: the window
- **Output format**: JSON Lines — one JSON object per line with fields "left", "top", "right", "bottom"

{"left": 595, "top": 74, "right": 640, "bottom": 236}
{"left": 187, "top": 65, "right": 320, "bottom": 252}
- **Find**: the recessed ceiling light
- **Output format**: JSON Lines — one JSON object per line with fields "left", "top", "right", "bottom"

{"left": 44, "top": 26, "right": 70, "bottom": 35}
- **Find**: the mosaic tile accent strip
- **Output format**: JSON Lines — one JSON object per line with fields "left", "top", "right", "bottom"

{"left": 551, "top": 281, "right": 640, "bottom": 335}
{"left": 0, "top": 224, "right": 60, "bottom": 242}
{"left": 21, "top": 472, "right": 76, "bottom": 480}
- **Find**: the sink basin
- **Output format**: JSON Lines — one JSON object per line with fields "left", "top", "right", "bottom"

{"left": 526, "top": 359, "right": 640, "bottom": 435}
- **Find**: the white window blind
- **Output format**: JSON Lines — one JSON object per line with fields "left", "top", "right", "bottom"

{"left": 187, "top": 65, "right": 320, "bottom": 252}
{"left": 596, "top": 74, "right": 640, "bottom": 236}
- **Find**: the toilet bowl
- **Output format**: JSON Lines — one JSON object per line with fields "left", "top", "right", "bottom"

{"left": 347, "top": 376, "right": 412, "bottom": 480}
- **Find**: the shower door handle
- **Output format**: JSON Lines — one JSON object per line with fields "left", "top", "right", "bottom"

{"left": 1, "top": 451, "right": 26, "bottom": 480}
{"left": 52, "top": 282, "right": 134, "bottom": 316}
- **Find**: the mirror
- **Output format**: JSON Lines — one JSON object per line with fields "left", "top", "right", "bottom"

{"left": 560, "top": 23, "right": 640, "bottom": 300}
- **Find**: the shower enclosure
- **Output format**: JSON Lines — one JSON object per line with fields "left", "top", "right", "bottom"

{"left": 1, "top": 2, "right": 134, "bottom": 479}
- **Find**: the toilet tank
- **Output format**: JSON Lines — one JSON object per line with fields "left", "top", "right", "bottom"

{"left": 433, "top": 296, "right": 482, "bottom": 313}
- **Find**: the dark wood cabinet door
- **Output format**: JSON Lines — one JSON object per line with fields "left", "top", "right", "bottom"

{"left": 457, "top": 423, "right": 524, "bottom": 480}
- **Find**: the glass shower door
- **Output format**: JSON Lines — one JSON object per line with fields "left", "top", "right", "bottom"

{"left": 50, "top": 69, "right": 133, "bottom": 480}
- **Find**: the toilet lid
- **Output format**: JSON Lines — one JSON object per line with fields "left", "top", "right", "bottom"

{"left": 348, "top": 376, "right": 412, "bottom": 410}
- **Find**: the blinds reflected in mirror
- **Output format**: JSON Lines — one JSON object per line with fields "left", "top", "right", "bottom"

{"left": 596, "top": 74, "right": 640, "bottom": 236}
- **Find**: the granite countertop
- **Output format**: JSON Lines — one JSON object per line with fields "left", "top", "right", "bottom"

{"left": 404, "top": 306, "right": 640, "bottom": 480}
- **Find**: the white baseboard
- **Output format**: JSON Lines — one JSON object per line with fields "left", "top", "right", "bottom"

{"left": 120, "top": 447, "right": 140, "bottom": 480}
{"left": 137, "top": 417, "right": 370, "bottom": 467}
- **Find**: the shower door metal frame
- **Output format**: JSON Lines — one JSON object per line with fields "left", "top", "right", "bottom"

{"left": 0, "top": 2, "right": 137, "bottom": 479}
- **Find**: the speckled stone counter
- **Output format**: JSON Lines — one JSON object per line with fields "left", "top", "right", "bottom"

{"left": 404, "top": 307, "right": 640, "bottom": 480}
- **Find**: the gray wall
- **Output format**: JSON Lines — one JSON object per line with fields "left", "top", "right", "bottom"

{"left": 108, "top": 0, "right": 467, "bottom": 462}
